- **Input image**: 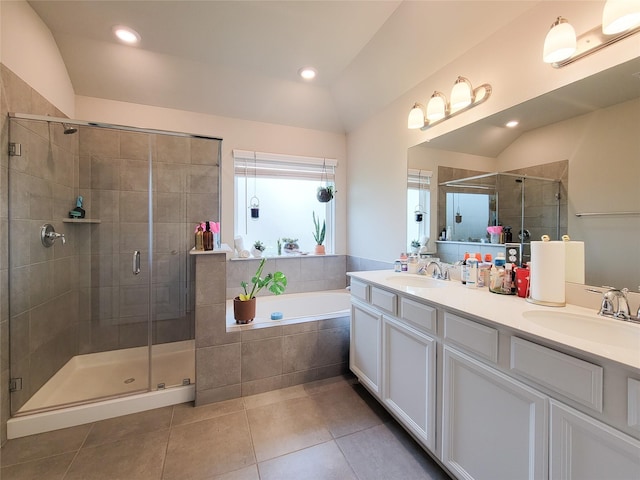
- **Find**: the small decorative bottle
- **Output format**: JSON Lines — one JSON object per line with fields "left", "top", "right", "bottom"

{"left": 195, "top": 225, "right": 204, "bottom": 251}
{"left": 203, "top": 221, "right": 214, "bottom": 251}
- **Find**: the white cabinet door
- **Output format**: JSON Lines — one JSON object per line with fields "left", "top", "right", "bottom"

{"left": 350, "top": 300, "right": 382, "bottom": 396}
{"left": 382, "top": 316, "right": 436, "bottom": 450}
{"left": 550, "top": 399, "right": 640, "bottom": 480}
{"left": 442, "top": 346, "right": 548, "bottom": 480}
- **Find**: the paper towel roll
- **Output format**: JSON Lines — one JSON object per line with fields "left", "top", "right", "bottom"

{"left": 528, "top": 240, "right": 566, "bottom": 306}
{"left": 564, "top": 241, "right": 585, "bottom": 284}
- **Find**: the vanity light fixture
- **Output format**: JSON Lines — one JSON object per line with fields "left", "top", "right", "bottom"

{"left": 543, "top": 0, "right": 640, "bottom": 68}
{"left": 408, "top": 77, "right": 492, "bottom": 131}
{"left": 113, "top": 25, "right": 141, "bottom": 45}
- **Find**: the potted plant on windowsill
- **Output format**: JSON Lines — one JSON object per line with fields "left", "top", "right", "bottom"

{"left": 251, "top": 240, "right": 265, "bottom": 258}
{"left": 234, "top": 258, "right": 287, "bottom": 324}
{"left": 313, "top": 211, "right": 326, "bottom": 255}
{"left": 410, "top": 239, "right": 420, "bottom": 254}
{"left": 282, "top": 238, "right": 299, "bottom": 254}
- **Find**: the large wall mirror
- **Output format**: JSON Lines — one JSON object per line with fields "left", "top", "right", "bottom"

{"left": 408, "top": 56, "right": 640, "bottom": 289}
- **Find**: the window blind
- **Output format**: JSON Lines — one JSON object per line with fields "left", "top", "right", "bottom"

{"left": 407, "top": 169, "right": 432, "bottom": 190}
{"left": 233, "top": 149, "right": 337, "bottom": 181}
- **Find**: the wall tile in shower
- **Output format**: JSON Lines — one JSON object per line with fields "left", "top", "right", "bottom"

{"left": 120, "top": 131, "right": 150, "bottom": 161}
{"left": 190, "top": 138, "right": 219, "bottom": 165}
{"left": 156, "top": 135, "right": 190, "bottom": 164}
{"left": 119, "top": 192, "right": 149, "bottom": 223}
{"left": 120, "top": 159, "right": 150, "bottom": 192}
{"left": 155, "top": 193, "right": 184, "bottom": 223}
{"left": 91, "top": 156, "right": 121, "bottom": 190}
{"left": 155, "top": 164, "right": 186, "bottom": 193}
{"left": 80, "top": 128, "right": 120, "bottom": 158}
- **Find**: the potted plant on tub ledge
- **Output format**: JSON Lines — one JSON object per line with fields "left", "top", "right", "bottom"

{"left": 312, "top": 211, "right": 326, "bottom": 255}
{"left": 234, "top": 258, "right": 287, "bottom": 324}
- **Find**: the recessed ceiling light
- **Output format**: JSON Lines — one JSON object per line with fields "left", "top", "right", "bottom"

{"left": 113, "top": 25, "right": 141, "bottom": 45}
{"left": 505, "top": 120, "right": 519, "bottom": 128}
{"left": 298, "top": 67, "right": 317, "bottom": 80}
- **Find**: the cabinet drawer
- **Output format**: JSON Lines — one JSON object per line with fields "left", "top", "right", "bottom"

{"left": 510, "top": 337, "right": 603, "bottom": 412}
{"left": 350, "top": 280, "right": 369, "bottom": 302}
{"left": 400, "top": 297, "right": 436, "bottom": 334}
{"left": 371, "top": 287, "right": 397, "bottom": 316}
{"left": 628, "top": 378, "right": 640, "bottom": 431}
{"left": 444, "top": 312, "right": 498, "bottom": 363}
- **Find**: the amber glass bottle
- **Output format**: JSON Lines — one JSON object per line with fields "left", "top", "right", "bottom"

{"left": 203, "top": 221, "right": 214, "bottom": 251}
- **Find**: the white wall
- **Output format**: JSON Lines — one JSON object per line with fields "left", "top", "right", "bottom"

{"left": 0, "top": 0, "right": 75, "bottom": 116}
{"left": 346, "top": 0, "right": 640, "bottom": 263}
{"left": 75, "top": 96, "right": 347, "bottom": 253}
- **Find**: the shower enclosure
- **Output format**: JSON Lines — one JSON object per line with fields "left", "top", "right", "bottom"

{"left": 7, "top": 113, "right": 221, "bottom": 420}
{"left": 439, "top": 171, "right": 565, "bottom": 263}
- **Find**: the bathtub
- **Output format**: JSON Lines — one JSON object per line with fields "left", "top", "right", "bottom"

{"left": 226, "top": 289, "right": 351, "bottom": 331}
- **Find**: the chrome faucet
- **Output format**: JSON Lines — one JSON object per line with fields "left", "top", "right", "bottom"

{"left": 419, "top": 261, "right": 449, "bottom": 280}
{"left": 597, "top": 287, "right": 632, "bottom": 320}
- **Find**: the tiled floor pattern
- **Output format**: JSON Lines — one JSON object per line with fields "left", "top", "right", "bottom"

{"left": 0, "top": 375, "right": 452, "bottom": 480}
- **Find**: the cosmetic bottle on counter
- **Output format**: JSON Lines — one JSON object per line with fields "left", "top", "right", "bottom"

{"left": 195, "top": 225, "right": 204, "bottom": 251}
{"left": 203, "top": 221, "right": 214, "bottom": 251}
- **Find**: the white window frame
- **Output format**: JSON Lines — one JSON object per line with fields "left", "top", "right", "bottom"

{"left": 233, "top": 149, "right": 337, "bottom": 254}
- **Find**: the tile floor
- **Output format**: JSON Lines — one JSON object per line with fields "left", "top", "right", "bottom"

{"left": 0, "top": 375, "right": 452, "bottom": 480}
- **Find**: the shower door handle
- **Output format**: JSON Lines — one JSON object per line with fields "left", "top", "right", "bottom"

{"left": 132, "top": 250, "right": 141, "bottom": 275}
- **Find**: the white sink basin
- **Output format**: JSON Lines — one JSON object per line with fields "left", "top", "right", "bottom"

{"left": 522, "top": 310, "right": 640, "bottom": 350}
{"left": 384, "top": 275, "right": 449, "bottom": 289}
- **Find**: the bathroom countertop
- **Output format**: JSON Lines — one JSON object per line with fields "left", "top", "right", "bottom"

{"left": 348, "top": 270, "right": 640, "bottom": 371}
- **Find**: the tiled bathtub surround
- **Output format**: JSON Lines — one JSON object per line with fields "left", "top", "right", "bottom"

{"left": 196, "top": 253, "right": 350, "bottom": 405}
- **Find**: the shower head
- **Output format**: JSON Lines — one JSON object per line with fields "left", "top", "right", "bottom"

{"left": 62, "top": 122, "right": 78, "bottom": 135}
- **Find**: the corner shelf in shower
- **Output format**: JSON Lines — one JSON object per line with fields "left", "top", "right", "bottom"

{"left": 62, "top": 218, "right": 101, "bottom": 224}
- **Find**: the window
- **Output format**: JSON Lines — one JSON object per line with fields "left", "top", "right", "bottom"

{"left": 234, "top": 150, "right": 336, "bottom": 255}
{"left": 407, "top": 169, "right": 431, "bottom": 250}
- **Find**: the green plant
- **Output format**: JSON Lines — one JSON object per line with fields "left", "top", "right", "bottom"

{"left": 312, "top": 212, "right": 326, "bottom": 245}
{"left": 239, "top": 258, "right": 287, "bottom": 301}
{"left": 282, "top": 237, "right": 298, "bottom": 244}
{"left": 411, "top": 239, "right": 420, "bottom": 248}
{"left": 253, "top": 240, "right": 265, "bottom": 252}
{"left": 317, "top": 185, "right": 335, "bottom": 202}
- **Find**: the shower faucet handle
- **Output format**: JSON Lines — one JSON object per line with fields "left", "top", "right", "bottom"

{"left": 41, "top": 224, "right": 65, "bottom": 247}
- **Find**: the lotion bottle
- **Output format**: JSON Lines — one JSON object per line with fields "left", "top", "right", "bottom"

{"left": 195, "top": 225, "right": 204, "bottom": 251}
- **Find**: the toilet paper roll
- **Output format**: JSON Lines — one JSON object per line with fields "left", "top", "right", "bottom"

{"left": 528, "top": 240, "right": 566, "bottom": 306}
{"left": 564, "top": 241, "right": 585, "bottom": 284}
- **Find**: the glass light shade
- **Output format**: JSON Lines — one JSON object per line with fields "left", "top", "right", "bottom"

{"left": 450, "top": 77, "right": 473, "bottom": 111}
{"left": 408, "top": 104, "right": 425, "bottom": 129}
{"left": 426, "top": 93, "right": 446, "bottom": 122}
{"left": 543, "top": 18, "right": 576, "bottom": 63}
{"left": 602, "top": 0, "right": 640, "bottom": 34}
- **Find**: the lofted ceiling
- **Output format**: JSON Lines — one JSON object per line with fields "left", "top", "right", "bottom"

{"left": 28, "top": 0, "right": 537, "bottom": 134}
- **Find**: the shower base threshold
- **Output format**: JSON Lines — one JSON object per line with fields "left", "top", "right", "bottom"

{"left": 8, "top": 340, "right": 195, "bottom": 439}
{"left": 8, "top": 384, "right": 194, "bottom": 439}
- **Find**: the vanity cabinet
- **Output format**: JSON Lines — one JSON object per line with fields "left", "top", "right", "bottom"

{"left": 442, "top": 346, "right": 548, "bottom": 480}
{"left": 348, "top": 273, "right": 640, "bottom": 480}
{"left": 550, "top": 400, "right": 640, "bottom": 480}
{"left": 350, "top": 299, "right": 382, "bottom": 396}
{"left": 382, "top": 315, "right": 436, "bottom": 450}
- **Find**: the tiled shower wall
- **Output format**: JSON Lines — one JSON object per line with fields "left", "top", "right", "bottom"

{"left": 1, "top": 65, "right": 82, "bottom": 432}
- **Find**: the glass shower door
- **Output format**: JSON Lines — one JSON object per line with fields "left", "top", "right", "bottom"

{"left": 149, "top": 134, "right": 221, "bottom": 392}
